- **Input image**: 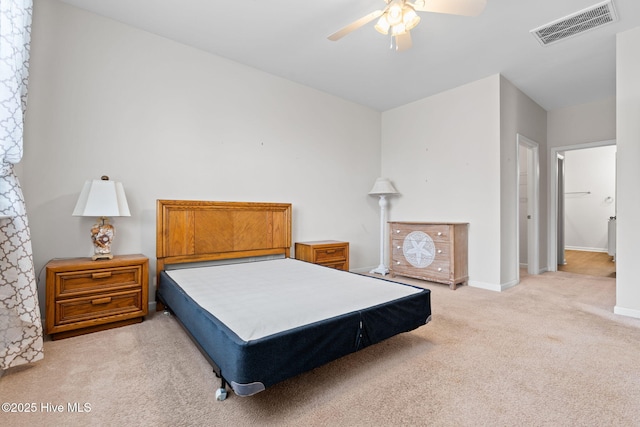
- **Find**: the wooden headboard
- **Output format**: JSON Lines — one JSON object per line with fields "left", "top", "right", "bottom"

{"left": 156, "top": 200, "right": 292, "bottom": 275}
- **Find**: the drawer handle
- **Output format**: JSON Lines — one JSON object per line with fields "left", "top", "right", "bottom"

{"left": 396, "top": 261, "right": 400, "bottom": 265}
{"left": 396, "top": 230, "right": 400, "bottom": 234}
{"left": 437, "top": 232, "right": 442, "bottom": 236}
{"left": 437, "top": 249, "right": 442, "bottom": 254}
{"left": 91, "top": 297, "right": 112, "bottom": 305}
{"left": 92, "top": 271, "right": 112, "bottom": 279}
{"left": 325, "top": 249, "right": 336, "bottom": 254}
{"left": 437, "top": 268, "right": 442, "bottom": 272}
{"left": 397, "top": 245, "right": 401, "bottom": 249}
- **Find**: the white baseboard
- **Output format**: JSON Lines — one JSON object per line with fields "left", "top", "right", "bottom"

{"left": 469, "top": 280, "right": 503, "bottom": 292}
{"left": 614, "top": 305, "right": 640, "bottom": 319}
{"left": 351, "top": 266, "right": 377, "bottom": 274}
{"left": 565, "top": 246, "right": 608, "bottom": 253}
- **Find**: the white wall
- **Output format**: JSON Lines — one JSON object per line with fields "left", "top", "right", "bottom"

{"left": 546, "top": 97, "right": 616, "bottom": 271}
{"left": 381, "top": 75, "right": 502, "bottom": 289}
{"left": 563, "top": 146, "right": 616, "bottom": 252}
{"left": 500, "top": 77, "right": 548, "bottom": 285}
{"left": 380, "top": 75, "right": 547, "bottom": 291}
{"left": 21, "top": 2, "right": 640, "bottom": 319}
{"left": 615, "top": 26, "right": 640, "bottom": 317}
{"left": 23, "top": 0, "right": 382, "bottom": 310}
{"left": 547, "top": 97, "right": 616, "bottom": 149}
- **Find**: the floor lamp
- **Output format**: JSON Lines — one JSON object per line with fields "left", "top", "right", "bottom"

{"left": 369, "top": 177, "right": 399, "bottom": 275}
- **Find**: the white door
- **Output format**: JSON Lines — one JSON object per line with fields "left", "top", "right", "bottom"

{"left": 517, "top": 134, "right": 540, "bottom": 277}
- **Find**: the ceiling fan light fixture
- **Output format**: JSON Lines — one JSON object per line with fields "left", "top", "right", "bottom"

{"left": 328, "top": 0, "right": 486, "bottom": 51}
{"left": 375, "top": 14, "right": 391, "bottom": 34}
{"left": 387, "top": 2, "right": 404, "bottom": 26}
{"left": 391, "top": 22, "right": 407, "bottom": 36}
{"left": 402, "top": 5, "right": 421, "bottom": 31}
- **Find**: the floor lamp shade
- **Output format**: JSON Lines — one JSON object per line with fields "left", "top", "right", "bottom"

{"left": 368, "top": 177, "right": 399, "bottom": 196}
{"left": 369, "top": 177, "right": 399, "bottom": 275}
{"left": 73, "top": 176, "right": 130, "bottom": 260}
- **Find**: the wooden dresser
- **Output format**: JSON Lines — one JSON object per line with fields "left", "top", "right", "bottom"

{"left": 294, "top": 240, "right": 349, "bottom": 271}
{"left": 45, "top": 254, "right": 149, "bottom": 339}
{"left": 388, "top": 222, "right": 468, "bottom": 289}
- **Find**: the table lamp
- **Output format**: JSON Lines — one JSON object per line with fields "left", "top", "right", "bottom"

{"left": 72, "top": 176, "right": 130, "bottom": 260}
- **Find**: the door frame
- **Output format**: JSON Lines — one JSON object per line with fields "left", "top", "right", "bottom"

{"left": 556, "top": 153, "right": 565, "bottom": 266}
{"left": 547, "top": 139, "right": 616, "bottom": 271}
{"left": 516, "top": 134, "right": 540, "bottom": 281}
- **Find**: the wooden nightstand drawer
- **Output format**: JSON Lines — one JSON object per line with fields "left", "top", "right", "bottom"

{"left": 55, "top": 266, "right": 144, "bottom": 298}
{"left": 46, "top": 254, "right": 149, "bottom": 339}
{"left": 313, "top": 246, "right": 348, "bottom": 263}
{"left": 55, "top": 290, "right": 143, "bottom": 326}
{"left": 295, "top": 240, "right": 349, "bottom": 271}
{"left": 321, "top": 261, "right": 348, "bottom": 270}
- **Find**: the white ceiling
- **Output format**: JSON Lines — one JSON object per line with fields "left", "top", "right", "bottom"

{"left": 55, "top": 0, "right": 640, "bottom": 112}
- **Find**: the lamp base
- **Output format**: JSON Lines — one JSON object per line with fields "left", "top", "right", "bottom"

{"left": 369, "top": 264, "right": 389, "bottom": 276}
{"left": 91, "top": 217, "right": 115, "bottom": 261}
{"left": 92, "top": 253, "right": 114, "bottom": 261}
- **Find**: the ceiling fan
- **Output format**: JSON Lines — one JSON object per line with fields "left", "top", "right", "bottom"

{"left": 328, "top": 0, "right": 487, "bottom": 51}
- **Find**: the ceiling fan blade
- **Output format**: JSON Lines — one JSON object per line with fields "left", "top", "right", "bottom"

{"left": 411, "top": 0, "right": 486, "bottom": 16}
{"left": 327, "top": 10, "right": 384, "bottom": 41}
{"left": 395, "top": 31, "right": 412, "bottom": 51}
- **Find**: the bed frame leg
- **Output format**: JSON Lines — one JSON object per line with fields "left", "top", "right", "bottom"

{"left": 214, "top": 369, "right": 228, "bottom": 401}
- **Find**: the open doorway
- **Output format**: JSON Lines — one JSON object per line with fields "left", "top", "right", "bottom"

{"left": 548, "top": 140, "right": 616, "bottom": 277}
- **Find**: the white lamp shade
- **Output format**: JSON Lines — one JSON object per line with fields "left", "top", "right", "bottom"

{"left": 375, "top": 14, "right": 391, "bottom": 34}
{"left": 368, "top": 177, "right": 399, "bottom": 195}
{"left": 72, "top": 179, "right": 131, "bottom": 217}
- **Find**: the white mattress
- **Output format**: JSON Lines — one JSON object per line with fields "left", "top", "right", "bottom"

{"left": 165, "top": 258, "right": 421, "bottom": 341}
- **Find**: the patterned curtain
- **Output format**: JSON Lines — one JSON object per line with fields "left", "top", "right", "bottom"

{"left": 0, "top": 0, "right": 43, "bottom": 370}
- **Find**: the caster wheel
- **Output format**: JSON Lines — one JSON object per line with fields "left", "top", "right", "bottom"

{"left": 215, "top": 388, "right": 227, "bottom": 401}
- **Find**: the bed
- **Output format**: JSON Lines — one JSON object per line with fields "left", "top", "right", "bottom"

{"left": 156, "top": 200, "right": 431, "bottom": 399}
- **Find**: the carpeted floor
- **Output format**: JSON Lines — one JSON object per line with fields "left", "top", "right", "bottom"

{"left": 2, "top": 271, "right": 639, "bottom": 426}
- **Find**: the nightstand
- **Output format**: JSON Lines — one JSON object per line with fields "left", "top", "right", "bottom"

{"left": 294, "top": 240, "right": 349, "bottom": 271}
{"left": 45, "top": 254, "right": 149, "bottom": 340}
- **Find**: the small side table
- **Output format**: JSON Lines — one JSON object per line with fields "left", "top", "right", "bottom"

{"left": 295, "top": 240, "right": 349, "bottom": 271}
{"left": 45, "top": 254, "right": 149, "bottom": 340}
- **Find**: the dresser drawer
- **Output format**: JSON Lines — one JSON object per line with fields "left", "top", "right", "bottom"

{"left": 391, "top": 239, "right": 450, "bottom": 259}
{"left": 55, "top": 266, "right": 144, "bottom": 298}
{"left": 390, "top": 224, "right": 450, "bottom": 242}
{"left": 55, "top": 290, "right": 143, "bottom": 327}
{"left": 391, "top": 256, "right": 451, "bottom": 280}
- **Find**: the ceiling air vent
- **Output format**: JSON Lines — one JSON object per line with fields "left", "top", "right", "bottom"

{"left": 530, "top": 0, "right": 618, "bottom": 46}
